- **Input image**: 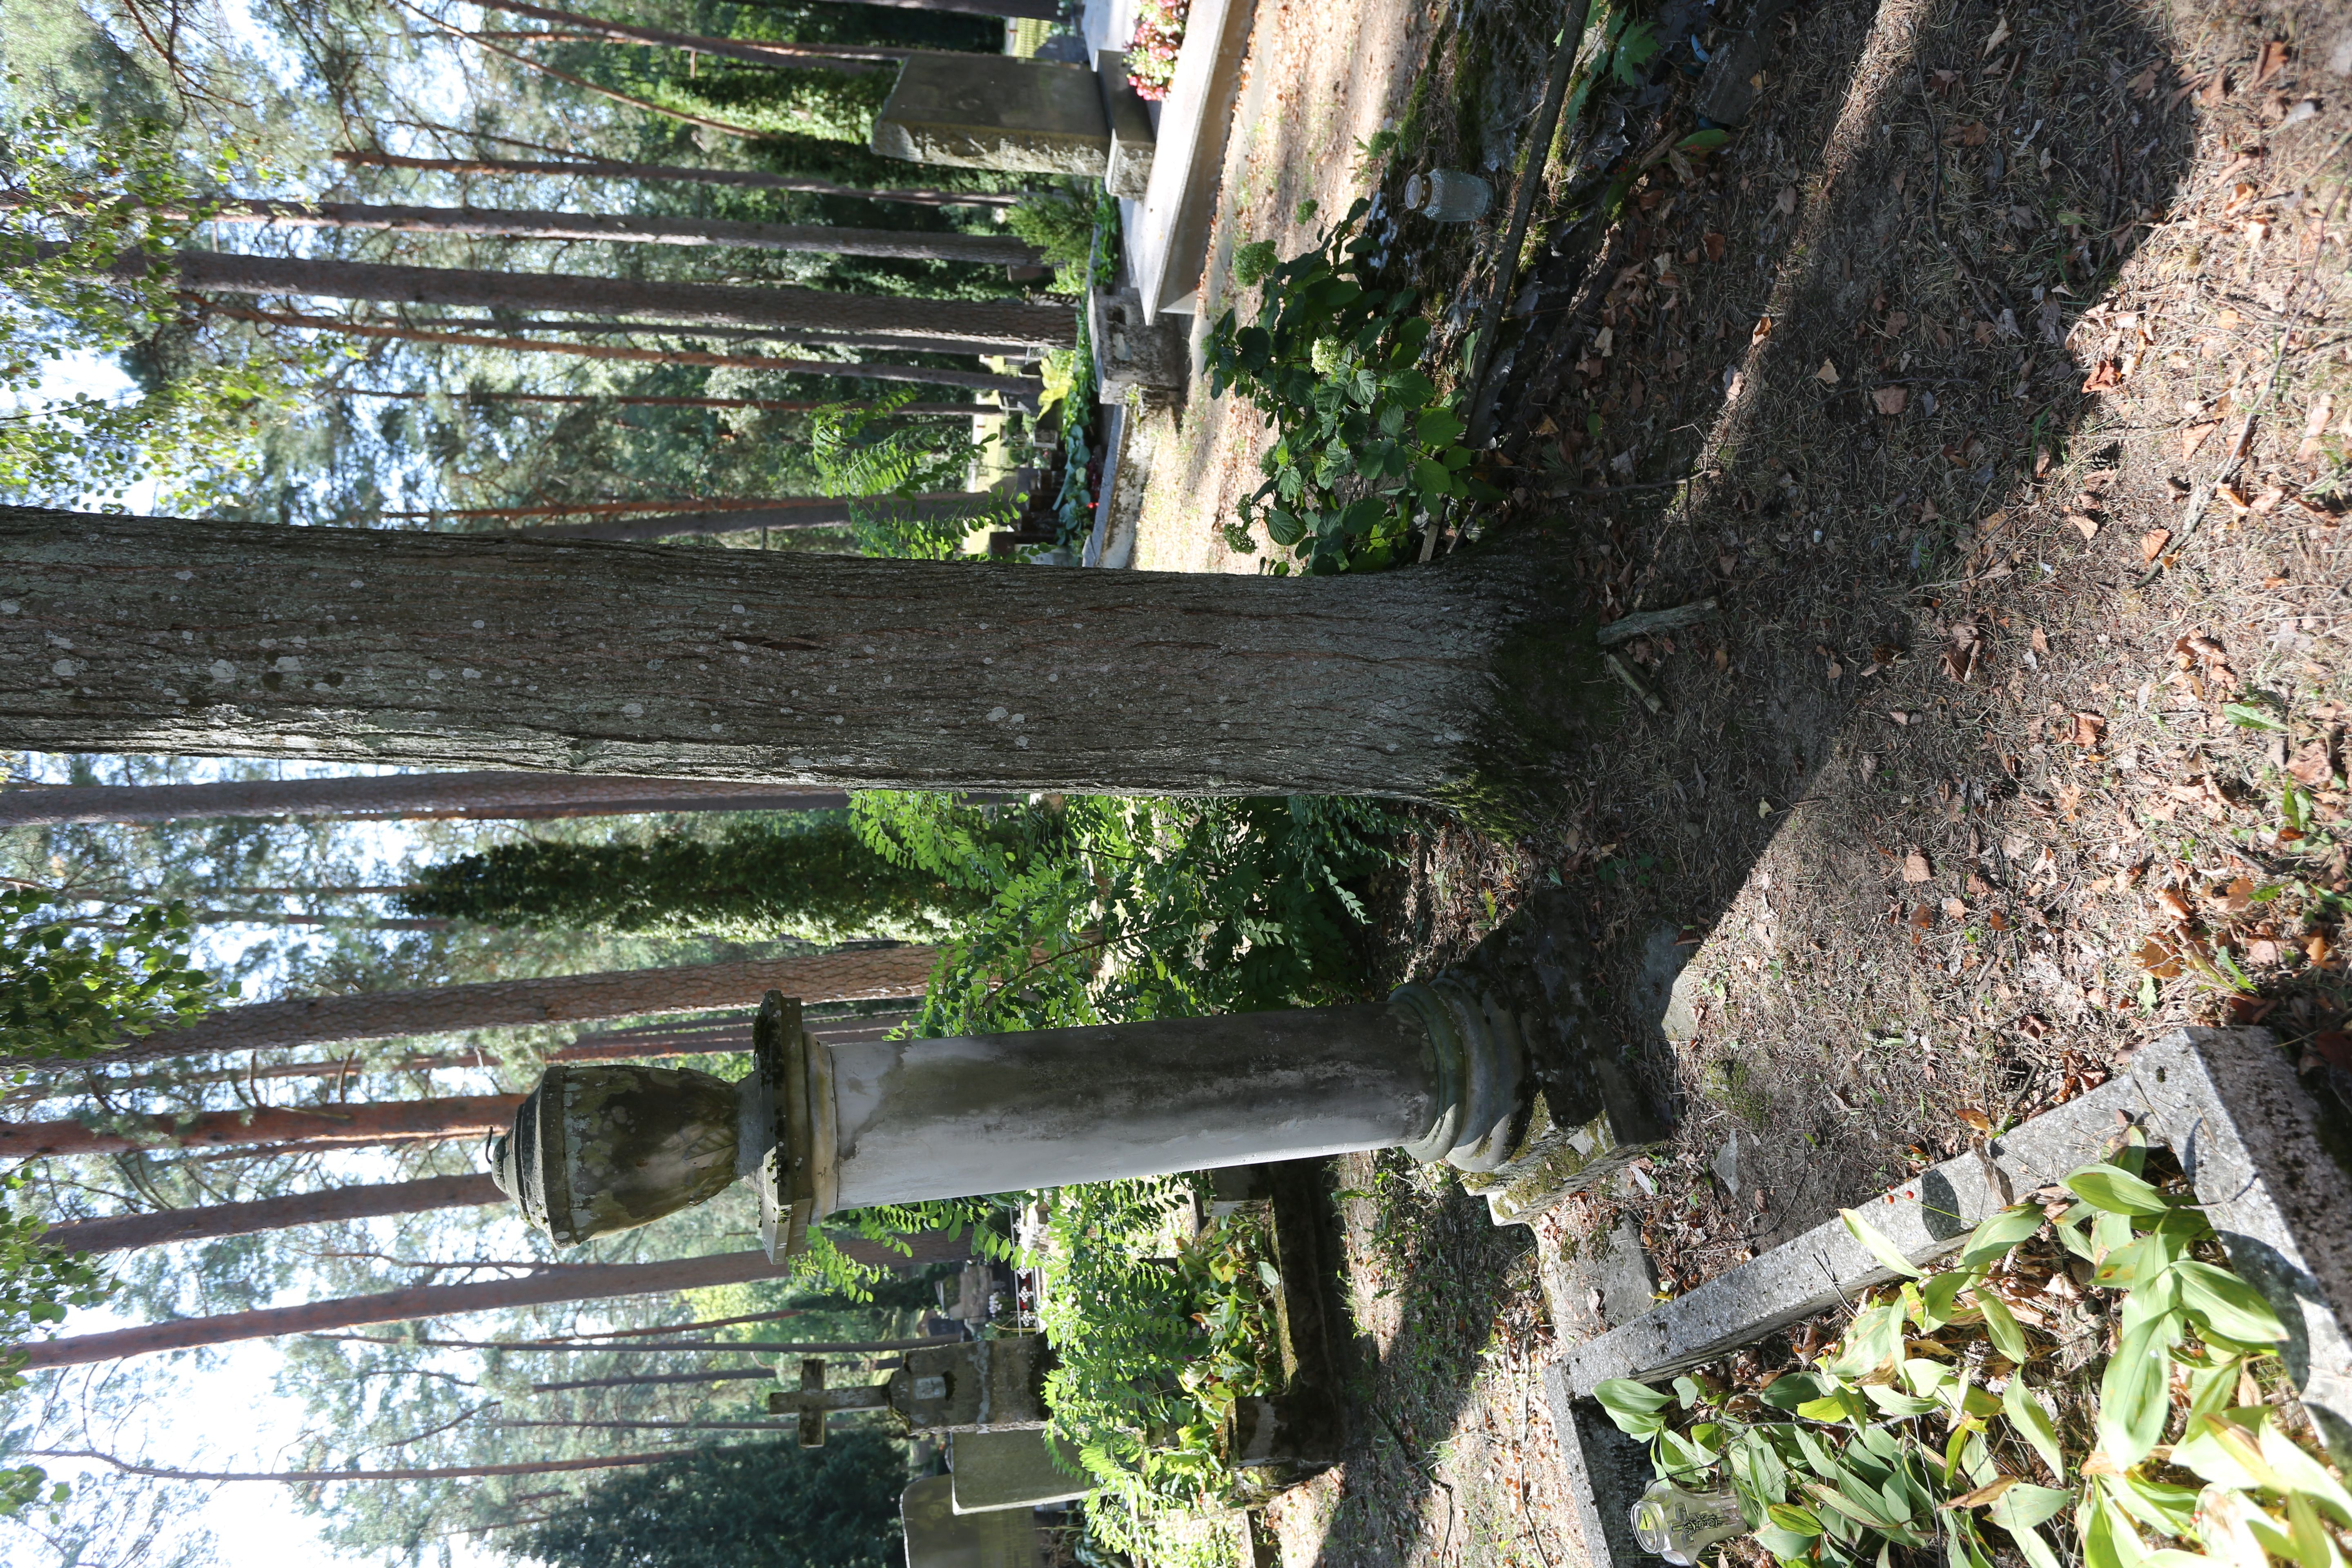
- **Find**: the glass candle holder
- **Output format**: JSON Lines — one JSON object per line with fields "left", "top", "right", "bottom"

{"left": 1630, "top": 1477, "right": 1748, "bottom": 1565}
{"left": 1403, "top": 169, "right": 1494, "bottom": 223}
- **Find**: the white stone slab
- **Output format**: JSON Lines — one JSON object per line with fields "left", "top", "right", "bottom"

{"left": 1125, "top": 0, "right": 1256, "bottom": 320}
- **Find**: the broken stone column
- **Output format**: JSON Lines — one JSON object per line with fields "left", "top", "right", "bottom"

{"left": 489, "top": 894, "right": 1667, "bottom": 1255}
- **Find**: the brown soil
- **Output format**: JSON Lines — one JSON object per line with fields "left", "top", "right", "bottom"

{"left": 1215, "top": 0, "right": 2352, "bottom": 1564}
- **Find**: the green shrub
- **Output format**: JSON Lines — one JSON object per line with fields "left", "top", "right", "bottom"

{"left": 1006, "top": 189, "right": 1118, "bottom": 296}
{"left": 1207, "top": 202, "right": 1499, "bottom": 574}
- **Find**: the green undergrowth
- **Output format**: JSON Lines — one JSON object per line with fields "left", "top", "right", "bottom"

{"left": 1597, "top": 1136, "right": 2352, "bottom": 1568}
{"left": 1035, "top": 1177, "right": 1283, "bottom": 1567}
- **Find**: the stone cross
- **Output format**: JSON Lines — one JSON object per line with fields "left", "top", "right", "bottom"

{"left": 769, "top": 1357, "right": 892, "bottom": 1448}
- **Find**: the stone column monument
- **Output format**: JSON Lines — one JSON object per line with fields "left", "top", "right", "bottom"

{"left": 486, "top": 895, "right": 1664, "bottom": 1252}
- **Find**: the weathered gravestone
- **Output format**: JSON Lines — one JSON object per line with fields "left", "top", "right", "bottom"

{"left": 902, "top": 1475, "right": 1043, "bottom": 1568}
{"left": 767, "top": 1334, "right": 1051, "bottom": 1447}
{"left": 948, "top": 1429, "right": 1091, "bottom": 1514}
{"left": 871, "top": 55, "right": 1111, "bottom": 177}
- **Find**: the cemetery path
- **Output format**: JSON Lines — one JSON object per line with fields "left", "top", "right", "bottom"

{"left": 1127, "top": 0, "right": 1444, "bottom": 574}
{"left": 1245, "top": 0, "right": 2348, "bottom": 1558}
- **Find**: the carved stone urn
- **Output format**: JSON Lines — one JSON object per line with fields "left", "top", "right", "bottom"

{"left": 488, "top": 999, "right": 811, "bottom": 1251}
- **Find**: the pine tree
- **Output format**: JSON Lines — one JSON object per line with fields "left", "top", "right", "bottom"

{"left": 403, "top": 820, "right": 989, "bottom": 942}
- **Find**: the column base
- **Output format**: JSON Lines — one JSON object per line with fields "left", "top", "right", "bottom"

{"left": 1399, "top": 890, "right": 1670, "bottom": 1226}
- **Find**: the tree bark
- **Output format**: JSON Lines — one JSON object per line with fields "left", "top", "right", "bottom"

{"left": 378, "top": 497, "right": 879, "bottom": 521}
{"left": 20, "top": 1234, "right": 971, "bottom": 1367}
{"left": 35, "top": 1446, "right": 730, "bottom": 1483}
{"left": 532, "top": 1341, "right": 936, "bottom": 1389}
{"left": 42, "top": 1173, "right": 502, "bottom": 1253}
{"left": 212, "top": 305, "right": 1036, "bottom": 395}
{"left": 0, "top": 771, "right": 849, "bottom": 827}
{"left": 330, "top": 151, "right": 1023, "bottom": 210}
{"left": 196, "top": 198, "right": 1040, "bottom": 265}
{"left": 0, "top": 509, "right": 1558, "bottom": 799}
{"left": 510, "top": 496, "right": 984, "bottom": 543}
{"left": 345, "top": 390, "right": 983, "bottom": 414}
{"left": 490, "top": 1418, "right": 795, "bottom": 1431}
{"left": 0, "top": 1093, "right": 523, "bottom": 1159}
{"left": 471, "top": 0, "right": 909, "bottom": 69}
{"left": 844, "top": 0, "right": 1061, "bottom": 15}
{"left": 0, "top": 948, "right": 936, "bottom": 1071}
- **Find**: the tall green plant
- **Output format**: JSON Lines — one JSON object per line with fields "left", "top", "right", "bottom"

{"left": 808, "top": 387, "right": 1006, "bottom": 559}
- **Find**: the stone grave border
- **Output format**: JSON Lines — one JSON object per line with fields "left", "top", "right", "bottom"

{"left": 1540, "top": 1026, "right": 2352, "bottom": 1568}
{"left": 1126, "top": 0, "right": 1257, "bottom": 320}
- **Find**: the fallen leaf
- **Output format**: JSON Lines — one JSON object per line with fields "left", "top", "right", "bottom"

{"left": 2140, "top": 528, "right": 2173, "bottom": 563}
{"left": 2136, "top": 937, "right": 2184, "bottom": 978}
{"left": 1949, "top": 120, "right": 1991, "bottom": 147}
{"left": 1982, "top": 14, "right": 2010, "bottom": 55}
{"left": 1532, "top": 414, "right": 1560, "bottom": 437}
{"left": 1943, "top": 897, "right": 1969, "bottom": 920}
{"left": 2298, "top": 393, "right": 2334, "bottom": 463}
{"left": 2081, "top": 358, "right": 2122, "bottom": 392}
{"left": 1904, "top": 850, "right": 1933, "bottom": 883}
{"left": 2305, "top": 931, "right": 2332, "bottom": 967}
{"left": 1776, "top": 185, "right": 1797, "bottom": 215}
{"left": 2127, "top": 63, "right": 2158, "bottom": 98}
{"left": 1751, "top": 315, "right": 1775, "bottom": 346}
{"left": 1816, "top": 358, "right": 1841, "bottom": 384}
{"left": 2069, "top": 513, "right": 2101, "bottom": 540}
{"left": 1889, "top": 709, "right": 1911, "bottom": 725}
{"left": 2030, "top": 627, "right": 2049, "bottom": 655}
{"left": 1872, "top": 385, "right": 1908, "bottom": 414}
{"left": 2287, "top": 740, "right": 2337, "bottom": 787}
{"left": 1988, "top": 909, "right": 2011, "bottom": 931}
{"left": 2072, "top": 713, "right": 2107, "bottom": 748}
{"left": 2313, "top": 1031, "right": 2352, "bottom": 1071}
{"left": 2158, "top": 888, "right": 2193, "bottom": 922}
{"left": 2254, "top": 39, "right": 2288, "bottom": 85}
{"left": 1957, "top": 1106, "right": 1993, "bottom": 1133}
{"left": 2222, "top": 876, "right": 2256, "bottom": 911}
{"left": 1703, "top": 230, "right": 1726, "bottom": 262}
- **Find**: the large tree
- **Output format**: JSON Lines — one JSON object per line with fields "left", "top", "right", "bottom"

{"left": 0, "top": 510, "right": 1581, "bottom": 804}
{"left": 22, "top": 1234, "right": 970, "bottom": 1367}
{"left": 330, "top": 151, "right": 1022, "bottom": 210}
{"left": 0, "top": 1089, "right": 521, "bottom": 1159}
{"left": 0, "top": 771, "right": 849, "bottom": 826}
{"left": 156, "top": 251, "right": 1075, "bottom": 352}
{"left": 0, "top": 948, "right": 935, "bottom": 1071}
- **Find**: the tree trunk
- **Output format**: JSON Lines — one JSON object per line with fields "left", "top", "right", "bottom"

{"left": 167, "top": 248, "right": 1074, "bottom": 352}
{"left": 36, "top": 1446, "right": 731, "bottom": 1483}
{"left": 20, "top": 1234, "right": 971, "bottom": 1367}
{"left": 372, "top": 319, "right": 1027, "bottom": 360}
{"left": 378, "top": 497, "right": 876, "bottom": 521}
{"left": 60, "top": 909, "right": 454, "bottom": 930}
{"left": 329, "top": 150, "right": 1023, "bottom": 210}
{"left": 490, "top": 1418, "right": 796, "bottom": 1432}
{"left": 346, "top": 390, "right": 983, "bottom": 414}
{"left": 532, "top": 1341, "right": 936, "bottom": 1389}
{"left": 0, "top": 771, "right": 846, "bottom": 827}
{"left": 0, "top": 509, "right": 1562, "bottom": 800}
{"left": 0, "top": 948, "right": 936, "bottom": 1071}
{"left": 472, "top": 0, "right": 909, "bottom": 70}
{"left": 0, "top": 1092, "right": 522, "bottom": 1159}
{"left": 152, "top": 198, "right": 1046, "bottom": 265}
{"left": 7, "top": 1014, "right": 905, "bottom": 1107}
{"left": 211, "top": 305, "right": 1036, "bottom": 395}
{"left": 42, "top": 1173, "right": 503, "bottom": 1253}
{"left": 511, "top": 496, "right": 984, "bottom": 543}
{"left": 845, "top": 0, "right": 1060, "bottom": 16}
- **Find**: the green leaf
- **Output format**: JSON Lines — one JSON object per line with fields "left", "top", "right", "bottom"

{"left": 1920, "top": 1267, "right": 1978, "bottom": 1329}
{"left": 2173, "top": 1260, "right": 2288, "bottom": 1344}
{"left": 2096, "top": 1315, "right": 2176, "bottom": 1467}
{"left": 2222, "top": 703, "right": 2288, "bottom": 731}
{"left": 1841, "top": 1208, "right": 1925, "bottom": 1278}
{"left": 2063, "top": 1165, "right": 2174, "bottom": 1216}
{"left": 1761, "top": 1372, "right": 1837, "bottom": 1410}
{"left": 1677, "top": 129, "right": 1733, "bottom": 152}
{"left": 1988, "top": 1485, "right": 2076, "bottom": 1532}
{"left": 1593, "top": 1377, "right": 1674, "bottom": 1436}
{"left": 1414, "top": 406, "right": 1464, "bottom": 447}
{"left": 1960, "top": 1205, "right": 2046, "bottom": 1265}
{"left": 1411, "top": 458, "right": 1455, "bottom": 497}
{"left": 2262, "top": 1421, "right": 2352, "bottom": 1525}
{"left": 2001, "top": 1376, "right": 2067, "bottom": 1478}
{"left": 2113, "top": 1476, "right": 2201, "bottom": 1537}
{"left": 1766, "top": 1502, "right": 1824, "bottom": 1537}
{"left": 1976, "top": 1290, "right": 2031, "bottom": 1364}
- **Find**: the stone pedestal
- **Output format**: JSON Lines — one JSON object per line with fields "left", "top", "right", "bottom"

{"left": 1096, "top": 51, "right": 1156, "bottom": 198}
{"left": 488, "top": 892, "right": 1669, "bottom": 1254}
{"left": 1087, "top": 288, "right": 1187, "bottom": 400}
{"left": 902, "top": 1475, "right": 1043, "bottom": 1568}
{"left": 872, "top": 54, "right": 1109, "bottom": 176}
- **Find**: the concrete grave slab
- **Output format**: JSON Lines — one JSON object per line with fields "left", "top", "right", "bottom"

{"left": 949, "top": 1430, "right": 1090, "bottom": 1515}
{"left": 1125, "top": 0, "right": 1256, "bottom": 318}
{"left": 902, "top": 1474, "right": 1045, "bottom": 1568}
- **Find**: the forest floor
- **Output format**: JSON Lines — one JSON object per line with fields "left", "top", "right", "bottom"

{"left": 1216, "top": 0, "right": 2352, "bottom": 1565}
